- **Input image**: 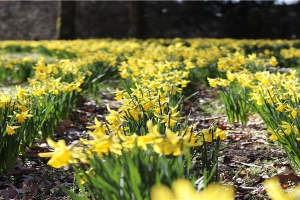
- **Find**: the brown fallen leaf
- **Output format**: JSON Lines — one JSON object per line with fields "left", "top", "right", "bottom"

{"left": 238, "top": 168, "right": 249, "bottom": 178}
{"left": 21, "top": 183, "right": 38, "bottom": 200}
{"left": 0, "top": 185, "right": 19, "bottom": 199}
{"left": 234, "top": 155, "right": 248, "bottom": 162}
{"left": 273, "top": 173, "right": 300, "bottom": 189}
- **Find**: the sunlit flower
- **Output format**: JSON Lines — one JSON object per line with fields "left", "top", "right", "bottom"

{"left": 38, "top": 138, "right": 84, "bottom": 168}
{"left": 264, "top": 177, "right": 300, "bottom": 200}
{"left": 86, "top": 117, "right": 106, "bottom": 134}
{"left": 0, "top": 94, "right": 11, "bottom": 108}
{"left": 13, "top": 110, "right": 33, "bottom": 123}
{"left": 150, "top": 178, "right": 234, "bottom": 200}
{"left": 207, "top": 78, "right": 218, "bottom": 88}
{"left": 275, "top": 102, "right": 285, "bottom": 112}
{"left": 6, "top": 125, "right": 20, "bottom": 135}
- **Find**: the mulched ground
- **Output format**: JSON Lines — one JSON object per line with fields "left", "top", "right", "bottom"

{"left": 0, "top": 85, "right": 296, "bottom": 200}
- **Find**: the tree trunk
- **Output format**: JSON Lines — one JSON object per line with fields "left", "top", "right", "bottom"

{"left": 56, "top": 1, "right": 76, "bottom": 40}
{"left": 128, "top": 1, "right": 145, "bottom": 38}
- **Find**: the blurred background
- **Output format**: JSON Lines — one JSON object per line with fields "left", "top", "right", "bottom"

{"left": 0, "top": 0, "right": 299, "bottom": 40}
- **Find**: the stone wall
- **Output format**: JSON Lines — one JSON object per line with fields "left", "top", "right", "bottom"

{"left": 0, "top": 1, "right": 299, "bottom": 40}
{"left": 0, "top": 1, "right": 57, "bottom": 40}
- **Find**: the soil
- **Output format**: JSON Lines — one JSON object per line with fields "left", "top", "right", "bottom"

{"left": 0, "top": 85, "right": 294, "bottom": 200}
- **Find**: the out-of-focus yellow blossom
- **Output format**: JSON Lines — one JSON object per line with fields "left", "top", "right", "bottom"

{"left": 20, "top": 105, "right": 29, "bottom": 112}
{"left": 269, "top": 133, "right": 278, "bottom": 141}
{"left": 16, "top": 85, "right": 29, "bottom": 99}
{"left": 275, "top": 102, "right": 285, "bottom": 112}
{"left": 114, "top": 88, "right": 127, "bottom": 101}
{"left": 119, "top": 133, "right": 137, "bottom": 150}
{"left": 201, "top": 126, "right": 227, "bottom": 142}
{"left": 38, "top": 138, "right": 84, "bottom": 168}
{"left": 155, "top": 106, "right": 183, "bottom": 127}
{"left": 128, "top": 107, "right": 140, "bottom": 121}
{"left": 264, "top": 177, "right": 300, "bottom": 200}
{"left": 0, "top": 94, "right": 11, "bottom": 108}
{"left": 248, "top": 53, "right": 257, "bottom": 62}
{"left": 287, "top": 69, "right": 297, "bottom": 80}
{"left": 279, "top": 121, "right": 299, "bottom": 135}
{"left": 269, "top": 56, "right": 278, "bottom": 67}
{"left": 6, "top": 125, "right": 20, "bottom": 135}
{"left": 106, "top": 104, "right": 124, "bottom": 129}
{"left": 153, "top": 129, "right": 200, "bottom": 156}
{"left": 137, "top": 120, "right": 162, "bottom": 150}
{"left": 13, "top": 110, "right": 33, "bottom": 123}
{"left": 80, "top": 134, "right": 122, "bottom": 157}
{"left": 178, "top": 80, "right": 190, "bottom": 88}
{"left": 150, "top": 178, "right": 234, "bottom": 200}
{"left": 142, "top": 98, "right": 156, "bottom": 111}
{"left": 226, "top": 71, "right": 236, "bottom": 82}
{"left": 249, "top": 92, "right": 264, "bottom": 106}
{"left": 86, "top": 117, "right": 106, "bottom": 134}
{"left": 218, "top": 78, "right": 231, "bottom": 87}
{"left": 86, "top": 71, "right": 92, "bottom": 76}
{"left": 285, "top": 105, "right": 299, "bottom": 119}
{"left": 207, "top": 78, "right": 218, "bottom": 88}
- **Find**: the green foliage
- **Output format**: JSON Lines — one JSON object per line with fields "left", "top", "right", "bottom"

{"left": 0, "top": 100, "right": 23, "bottom": 172}
{"left": 62, "top": 146, "right": 195, "bottom": 200}
{"left": 0, "top": 60, "right": 35, "bottom": 85}
{"left": 81, "top": 61, "right": 120, "bottom": 98}
{"left": 198, "top": 133, "right": 221, "bottom": 187}
{"left": 220, "top": 82, "right": 251, "bottom": 124}
{"left": 246, "top": 90, "right": 300, "bottom": 169}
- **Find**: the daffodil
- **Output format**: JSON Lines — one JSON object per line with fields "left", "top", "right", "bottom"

{"left": 285, "top": 104, "right": 299, "bottom": 119}
{"left": 150, "top": 178, "right": 234, "bottom": 200}
{"left": 6, "top": 125, "right": 20, "bottom": 135}
{"left": 13, "top": 110, "right": 33, "bottom": 123}
{"left": 264, "top": 177, "right": 300, "bottom": 200}
{"left": 86, "top": 117, "right": 106, "bottom": 134}
{"left": 279, "top": 121, "right": 299, "bottom": 135}
{"left": 269, "top": 133, "right": 278, "bottom": 141}
{"left": 201, "top": 126, "right": 227, "bottom": 142}
{"left": 155, "top": 106, "right": 183, "bottom": 127}
{"left": 114, "top": 88, "right": 127, "bottom": 101}
{"left": 128, "top": 108, "right": 140, "bottom": 121}
{"left": 269, "top": 56, "right": 278, "bottom": 67}
{"left": 16, "top": 85, "right": 29, "bottom": 99}
{"left": 119, "top": 133, "right": 137, "bottom": 150}
{"left": 214, "top": 128, "right": 228, "bottom": 140}
{"left": 80, "top": 134, "right": 122, "bottom": 157}
{"left": 0, "top": 94, "right": 11, "bottom": 108}
{"left": 153, "top": 129, "right": 200, "bottom": 156}
{"left": 275, "top": 102, "right": 285, "bottom": 112}
{"left": 106, "top": 104, "right": 124, "bottom": 129}
{"left": 136, "top": 120, "right": 163, "bottom": 150}
{"left": 207, "top": 78, "right": 218, "bottom": 88}
{"left": 38, "top": 138, "right": 84, "bottom": 168}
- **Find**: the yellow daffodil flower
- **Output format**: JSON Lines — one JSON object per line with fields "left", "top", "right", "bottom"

{"left": 285, "top": 105, "right": 299, "bottom": 119}
{"left": 207, "top": 78, "right": 218, "bottom": 88}
{"left": 264, "top": 177, "right": 300, "bottom": 200}
{"left": 80, "top": 134, "right": 122, "bottom": 157}
{"left": 6, "top": 125, "right": 20, "bottom": 135}
{"left": 150, "top": 179, "right": 234, "bottom": 200}
{"left": 38, "top": 138, "right": 84, "bottom": 168}
{"left": 201, "top": 126, "right": 227, "bottom": 142}
{"left": 86, "top": 117, "right": 106, "bottom": 134}
{"left": 275, "top": 102, "right": 285, "bottom": 112}
{"left": 13, "top": 110, "right": 33, "bottom": 123}
{"left": 0, "top": 94, "right": 11, "bottom": 108}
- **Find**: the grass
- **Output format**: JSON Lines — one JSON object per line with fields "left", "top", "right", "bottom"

{"left": 199, "top": 98, "right": 225, "bottom": 116}
{"left": 3, "top": 52, "right": 57, "bottom": 63}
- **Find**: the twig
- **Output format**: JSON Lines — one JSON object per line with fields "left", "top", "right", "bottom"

{"left": 232, "top": 160, "right": 261, "bottom": 168}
